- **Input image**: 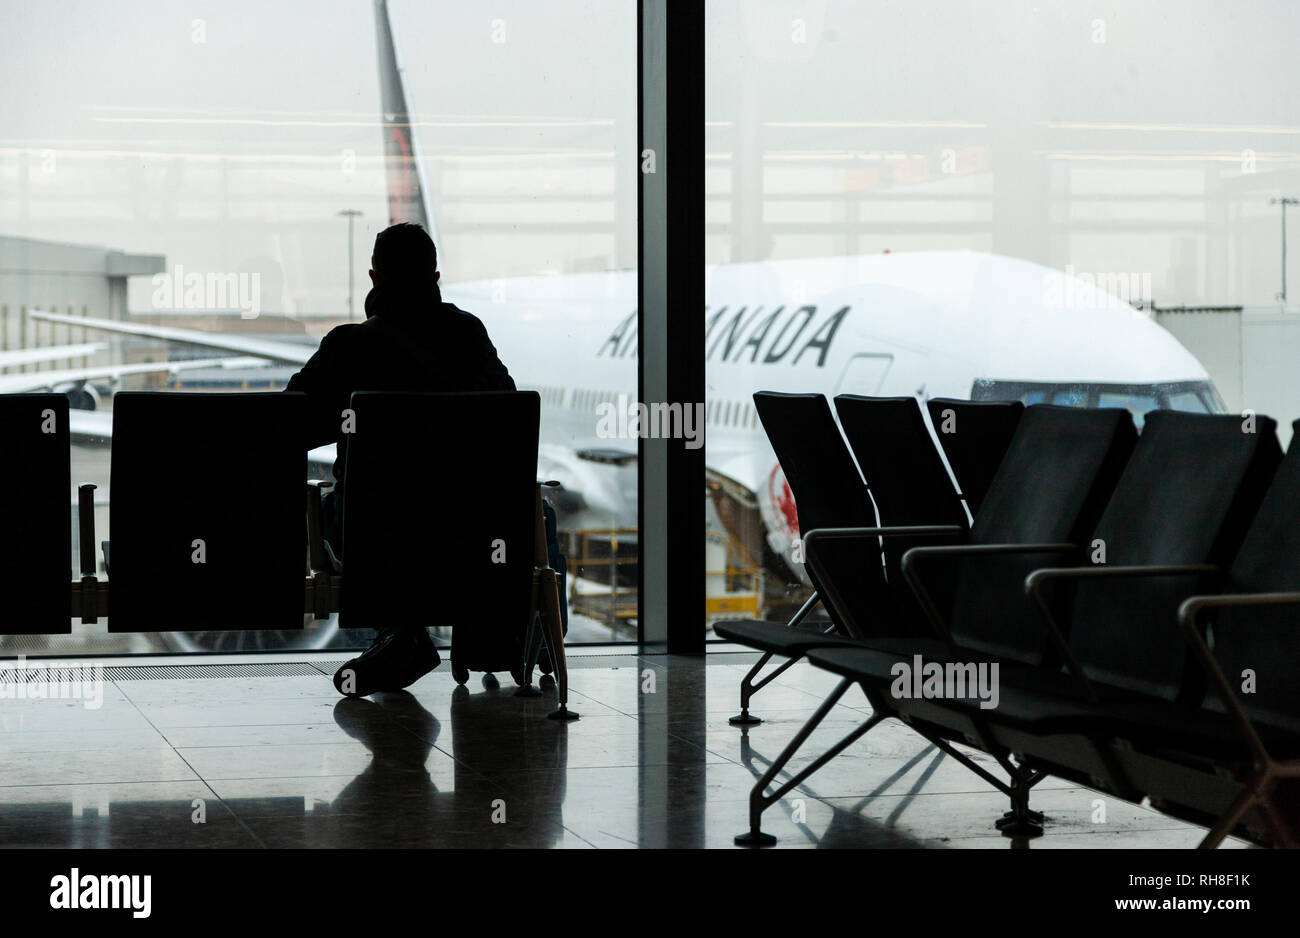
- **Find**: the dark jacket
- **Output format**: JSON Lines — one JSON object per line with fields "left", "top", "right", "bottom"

{"left": 285, "top": 279, "right": 516, "bottom": 486}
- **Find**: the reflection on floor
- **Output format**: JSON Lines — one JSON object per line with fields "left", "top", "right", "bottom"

{"left": 0, "top": 650, "right": 1247, "bottom": 849}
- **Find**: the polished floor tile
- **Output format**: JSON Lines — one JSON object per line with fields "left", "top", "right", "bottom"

{"left": 0, "top": 650, "right": 1249, "bottom": 848}
{"left": 0, "top": 725, "right": 169, "bottom": 754}
{"left": 127, "top": 697, "right": 344, "bottom": 728}
{"left": 0, "top": 744, "right": 201, "bottom": 787}
{"left": 0, "top": 781, "right": 258, "bottom": 849}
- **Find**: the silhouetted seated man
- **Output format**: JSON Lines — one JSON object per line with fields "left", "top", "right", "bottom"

{"left": 286, "top": 222, "right": 515, "bottom": 697}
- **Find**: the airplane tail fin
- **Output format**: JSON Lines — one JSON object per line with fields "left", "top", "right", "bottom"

{"left": 374, "top": 0, "right": 440, "bottom": 255}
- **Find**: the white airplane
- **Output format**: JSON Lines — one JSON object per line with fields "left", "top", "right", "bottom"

{"left": 0, "top": 343, "right": 272, "bottom": 422}
{"left": 0, "top": 355, "right": 268, "bottom": 398}
{"left": 0, "top": 343, "right": 106, "bottom": 369}
{"left": 30, "top": 0, "right": 1224, "bottom": 594}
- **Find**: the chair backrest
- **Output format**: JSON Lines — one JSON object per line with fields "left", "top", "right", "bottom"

{"left": 1210, "top": 424, "right": 1300, "bottom": 733}
{"left": 1067, "top": 410, "right": 1281, "bottom": 701}
{"left": 0, "top": 394, "right": 70, "bottom": 634}
{"left": 753, "top": 392, "right": 873, "bottom": 533}
{"left": 948, "top": 405, "right": 1137, "bottom": 662}
{"left": 109, "top": 392, "right": 306, "bottom": 632}
{"left": 341, "top": 391, "right": 539, "bottom": 639}
{"left": 834, "top": 394, "right": 968, "bottom": 626}
{"left": 753, "top": 391, "right": 899, "bottom": 636}
{"left": 835, "top": 395, "right": 966, "bottom": 529}
{"left": 925, "top": 398, "right": 1023, "bottom": 516}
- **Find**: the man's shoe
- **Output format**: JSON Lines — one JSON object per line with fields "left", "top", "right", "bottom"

{"left": 333, "top": 627, "right": 441, "bottom": 697}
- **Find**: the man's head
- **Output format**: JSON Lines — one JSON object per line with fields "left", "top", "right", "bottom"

{"left": 369, "top": 222, "right": 440, "bottom": 288}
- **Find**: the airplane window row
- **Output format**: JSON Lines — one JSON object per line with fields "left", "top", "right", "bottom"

{"left": 546, "top": 387, "right": 758, "bottom": 432}
{"left": 570, "top": 388, "right": 621, "bottom": 413}
{"left": 535, "top": 385, "right": 565, "bottom": 408}
{"left": 706, "top": 398, "right": 759, "bottom": 430}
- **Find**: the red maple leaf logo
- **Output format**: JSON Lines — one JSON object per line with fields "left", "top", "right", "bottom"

{"left": 768, "top": 463, "right": 800, "bottom": 541}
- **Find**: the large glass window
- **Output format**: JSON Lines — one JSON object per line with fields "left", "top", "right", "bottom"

{"left": 0, "top": 0, "right": 637, "bottom": 654}
{"left": 705, "top": 0, "right": 1300, "bottom": 639}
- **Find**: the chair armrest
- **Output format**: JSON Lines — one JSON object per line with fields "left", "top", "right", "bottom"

{"left": 1178, "top": 592, "right": 1300, "bottom": 768}
{"left": 1181, "top": 591, "right": 1300, "bottom": 613}
{"left": 305, "top": 481, "right": 332, "bottom": 576}
{"left": 1023, "top": 563, "right": 1219, "bottom": 702}
{"left": 1024, "top": 563, "right": 1218, "bottom": 594}
{"left": 801, "top": 525, "right": 964, "bottom": 642}
{"left": 77, "top": 483, "right": 100, "bottom": 624}
{"left": 900, "top": 542, "right": 1077, "bottom": 650}
{"left": 802, "top": 524, "right": 964, "bottom": 548}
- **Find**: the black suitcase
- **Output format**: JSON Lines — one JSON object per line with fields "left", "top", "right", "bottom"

{"left": 449, "top": 599, "right": 529, "bottom": 688}
{"left": 449, "top": 495, "right": 568, "bottom": 687}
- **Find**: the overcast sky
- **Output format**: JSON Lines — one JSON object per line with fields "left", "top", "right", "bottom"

{"left": 1, "top": 0, "right": 1297, "bottom": 314}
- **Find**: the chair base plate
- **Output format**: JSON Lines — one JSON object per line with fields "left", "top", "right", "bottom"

{"left": 995, "top": 813, "right": 1044, "bottom": 838}
{"left": 997, "top": 808, "right": 1044, "bottom": 826}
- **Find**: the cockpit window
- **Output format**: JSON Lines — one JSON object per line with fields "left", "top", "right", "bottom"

{"left": 1096, "top": 391, "right": 1158, "bottom": 427}
{"left": 1052, "top": 388, "right": 1090, "bottom": 407}
{"left": 971, "top": 379, "right": 1226, "bottom": 430}
{"left": 1166, "top": 390, "right": 1212, "bottom": 414}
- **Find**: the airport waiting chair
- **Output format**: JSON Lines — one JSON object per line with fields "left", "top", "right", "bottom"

{"left": 714, "top": 392, "right": 958, "bottom": 725}
{"left": 834, "top": 394, "right": 969, "bottom": 628}
{"left": 800, "top": 410, "right": 1280, "bottom": 845}
{"left": 1145, "top": 429, "right": 1300, "bottom": 846}
{"left": 931, "top": 414, "right": 1293, "bottom": 847}
{"left": 732, "top": 405, "right": 1135, "bottom": 844}
{"left": 925, "top": 398, "right": 1023, "bottom": 516}
{"left": 336, "top": 390, "right": 572, "bottom": 717}
{"left": 105, "top": 392, "right": 307, "bottom": 633}
{"left": 808, "top": 404, "right": 1135, "bottom": 673}
{"left": 0, "top": 394, "right": 71, "bottom": 634}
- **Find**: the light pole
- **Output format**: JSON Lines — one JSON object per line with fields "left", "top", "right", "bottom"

{"left": 1270, "top": 196, "right": 1297, "bottom": 305}
{"left": 338, "top": 209, "right": 364, "bottom": 318}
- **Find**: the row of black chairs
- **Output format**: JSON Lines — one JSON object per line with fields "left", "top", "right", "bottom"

{"left": 718, "top": 392, "right": 1300, "bottom": 848}
{"left": 719, "top": 394, "right": 1022, "bottom": 726}
{"left": 2, "top": 390, "right": 572, "bottom": 715}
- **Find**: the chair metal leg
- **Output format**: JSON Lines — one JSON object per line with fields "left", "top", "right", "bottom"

{"left": 993, "top": 768, "right": 1046, "bottom": 835}
{"left": 1257, "top": 795, "right": 1297, "bottom": 848}
{"left": 735, "top": 678, "right": 882, "bottom": 846}
{"left": 1199, "top": 776, "right": 1268, "bottom": 849}
{"left": 731, "top": 652, "right": 800, "bottom": 725}
{"left": 994, "top": 773, "right": 1045, "bottom": 838}
{"left": 515, "top": 578, "right": 544, "bottom": 698}
{"left": 1003, "top": 805, "right": 1045, "bottom": 826}
{"left": 731, "top": 652, "right": 771, "bottom": 725}
{"left": 918, "top": 731, "right": 1015, "bottom": 796}
{"left": 729, "top": 592, "right": 822, "bottom": 726}
{"left": 539, "top": 567, "right": 577, "bottom": 721}
{"left": 913, "top": 723, "right": 1044, "bottom": 837}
